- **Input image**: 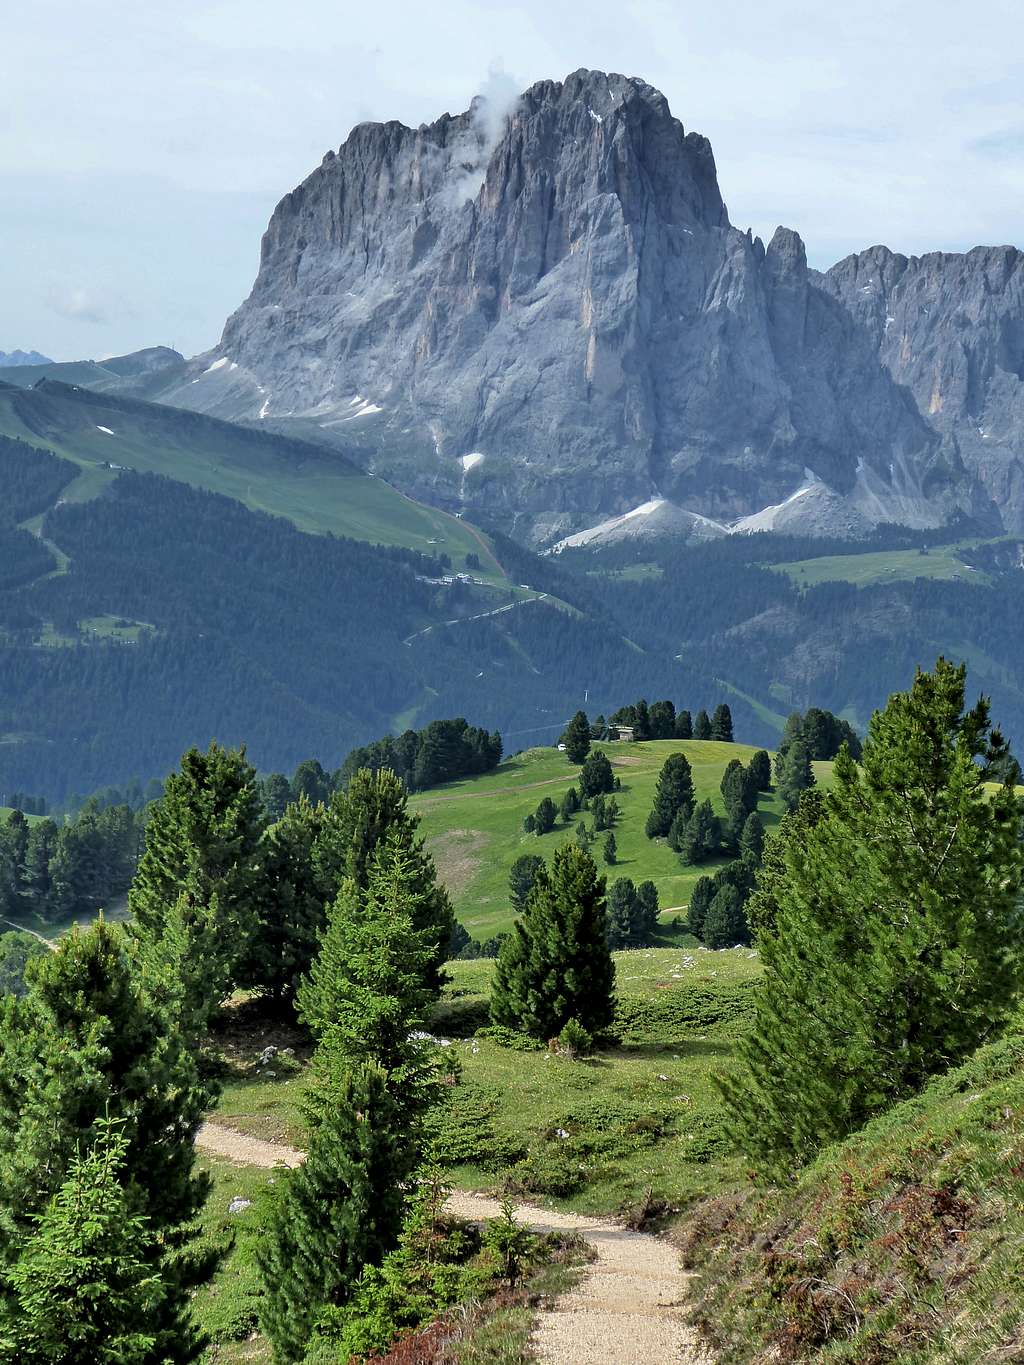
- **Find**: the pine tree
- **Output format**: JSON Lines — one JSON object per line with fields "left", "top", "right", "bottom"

{"left": 508, "top": 854, "right": 544, "bottom": 914}
{"left": 710, "top": 703, "right": 734, "bottom": 742}
{"left": 674, "top": 710, "right": 693, "bottom": 740}
{"left": 257, "top": 1060, "right": 406, "bottom": 1364}
{"left": 645, "top": 753, "right": 696, "bottom": 838}
{"left": 0, "top": 921, "right": 212, "bottom": 1362}
{"left": 315, "top": 769, "right": 454, "bottom": 992}
{"left": 579, "top": 750, "right": 614, "bottom": 798}
{"left": 722, "top": 659, "right": 1024, "bottom": 1173}
{"left": 533, "top": 796, "right": 557, "bottom": 835}
{"left": 0, "top": 1118, "right": 166, "bottom": 1365}
{"left": 703, "top": 885, "right": 748, "bottom": 949}
{"left": 490, "top": 844, "right": 615, "bottom": 1039}
{"left": 606, "top": 878, "right": 637, "bottom": 949}
{"left": 559, "top": 786, "right": 579, "bottom": 822}
{"left": 561, "top": 711, "right": 591, "bottom": 764}
{"left": 648, "top": 700, "right": 676, "bottom": 739}
{"left": 748, "top": 749, "right": 772, "bottom": 792}
{"left": 635, "top": 881, "right": 659, "bottom": 936}
{"left": 687, "top": 876, "right": 715, "bottom": 939}
{"left": 745, "top": 790, "right": 824, "bottom": 940}
{"left": 238, "top": 797, "right": 327, "bottom": 1005}
{"left": 776, "top": 739, "right": 814, "bottom": 811}
{"left": 602, "top": 831, "right": 617, "bottom": 865}
{"left": 129, "top": 742, "right": 266, "bottom": 1021}
{"left": 693, "top": 709, "right": 712, "bottom": 741}
{"left": 739, "top": 811, "right": 765, "bottom": 863}
{"left": 298, "top": 838, "right": 435, "bottom": 1067}
{"left": 676, "top": 800, "right": 722, "bottom": 865}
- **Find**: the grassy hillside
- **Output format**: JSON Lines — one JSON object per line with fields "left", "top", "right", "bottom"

{"left": 681, "top": 1031, "right": 1024, "bottom": 1363}
{"left": 411, "top": 739, "right": 833, "bottom": 938}
{"left": 0, "top": 380, "right": 504, "bottom": 574}
{"left": 769, "top": 542, "right": 995, "bottom": 589}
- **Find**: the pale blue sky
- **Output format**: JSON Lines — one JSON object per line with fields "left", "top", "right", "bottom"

{"left": 4, "top": 0, "right": 1022, "bottom": 359}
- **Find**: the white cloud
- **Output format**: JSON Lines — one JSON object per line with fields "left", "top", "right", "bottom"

{"left": 46, "top": 285, "right": 110, "bottom": 325}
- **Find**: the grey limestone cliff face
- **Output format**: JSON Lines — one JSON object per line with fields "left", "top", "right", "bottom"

{"left": 170, "top": 70, "right": 980, "bottom": 542}
{"left": 821, "top": 246, "right": 1024, "bottom": 531}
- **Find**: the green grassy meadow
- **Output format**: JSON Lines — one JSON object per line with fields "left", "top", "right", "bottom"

{"left": 770, "top": 543, "right": 991, "bottom": 588}
{"left": 411, "top": 739, "right": 832, "bottom": 939}
{"left": 0, "top": 384, "right": 505, "bottom": 576}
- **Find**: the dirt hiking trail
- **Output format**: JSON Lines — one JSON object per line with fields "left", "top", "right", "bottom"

{"left": 197, "top": 1120, "right": 702, "bottom": 1363}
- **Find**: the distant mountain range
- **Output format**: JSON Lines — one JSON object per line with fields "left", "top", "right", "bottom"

{"left": 0, "top": 350, "right": 52, "bottom": 368}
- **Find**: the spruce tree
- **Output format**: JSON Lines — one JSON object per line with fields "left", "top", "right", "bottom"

{"left": 315, "top": 769, "right": 454, "bottom": 991}
{"left": 674, "top": 710, "right": 693, "bottom": 740}
{"left": 257, "top": 1060, "right": 406, "bottom": 1364}
{"left": 1, "top": 1118, "right": 165, "bottom": 1365}
{"left": 710, "top": 703, "right": 734, "bottom": 742}
{"left": 723, "top": 659, "right": 1024, "bottom": 1173}
{"left": 129, "top": 742, "right": 266, "bottom": 1019}
{"left": 561, "top": 711, "right": 591, "bottom": 764}
{"left": 490, "top": 844, "right": 615, "bottom": 1039}
{"left": 693, "top": 709, "right": 712, "bottom": 741}
{"left": 645, "top": 753, "right": 696, "bottom": 838}
{"left": 602, "top": 831, "right": 617, "bottom": 865}
{"left": 559, "top": 786, "right": 579, "bottom": 822}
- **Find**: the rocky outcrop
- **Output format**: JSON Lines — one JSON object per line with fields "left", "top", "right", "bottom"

{"left": 150, "top": 70, "right": 1012, "bottom": 543}
{"left": 821, "top": 246, "right": 1024, "bottom": 530}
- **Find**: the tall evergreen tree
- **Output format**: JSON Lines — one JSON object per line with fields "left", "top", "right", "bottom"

{"left": 739, "top": 810, "right": 765, "bottom": 863}
{"left": 676, "top": 799, "right": 722, "bottom": 865}
{"left": 533, "top": 796, "right": 557, "bottom": 835}
{"left": 490, "top": 845, "right": 615, "bottom": 1040}
{"left": 748, "top": 749, "right": 772, "bottom": 792}
{"left": 257, "top": 1060, "right": 406, "bottom": 1365}
{"left": 0, "top": 1118, "right": 166, "bottom": 1365}
{"left": 635, "top": 880, "right": 659, "bottom": 936}
{"left": 645, "top": 753, "right": 696, "bottom": 838}
{"left": 314, "top": 769, "right": 454, "bottom": 991}
{"left": 129, "top": 742, "right": 266, "bottom": 1020}
{"left": 703, "top": 884, "right": 748, "bottom": 949}
{"left": 674, "top": 710, "right": 693, "bottom": 740}
{"left": 508, "top": 854, "right": 544, "bottom": 914}
{"left": 745, "top": 790, "right": 825, "bottom": 940}
{"left": 606, "top": 878, "right": 637, "bottom": 949}
{"left": 648, "top": 699, "right": 676, "bottom": 739}
{"left": 710, "top": 703, "right": 734, "bottom": 742}
{"left": 559, "top": 786, "right": 579, "bottom": 823}
{"left": 723, "top": 659, "right": 1024, "bottom": 1173}
{"left": 687, "top": 876, "right": 715, "bottom": 939}
{"left": 0, "top": 921, "right": 212, "bottom": 1362}
{"left": 561, "top": 711, "right": 592, "bottom": 764}
{"left": 238, "top": 797, "right": 327, "bottom": 1005}
{"left": 578, "top": 750, "right": 615, "bottom": 798}
{"left": 693, "top": 709, "right": 712, "bottom": 741}
{"left": 776, "top": 739, "right": 814, "bottom": 811}
{"left": 602, "top": 831, "right": 617, "bottom": 865}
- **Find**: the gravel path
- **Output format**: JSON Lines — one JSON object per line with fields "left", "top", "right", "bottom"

{"left": 196, "top": 1120, "right": 701, "bottom": 1362}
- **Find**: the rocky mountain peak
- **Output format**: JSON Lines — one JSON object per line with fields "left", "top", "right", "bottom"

{"left": 152, "top": 70, "right": 1012, "bottom": 543}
